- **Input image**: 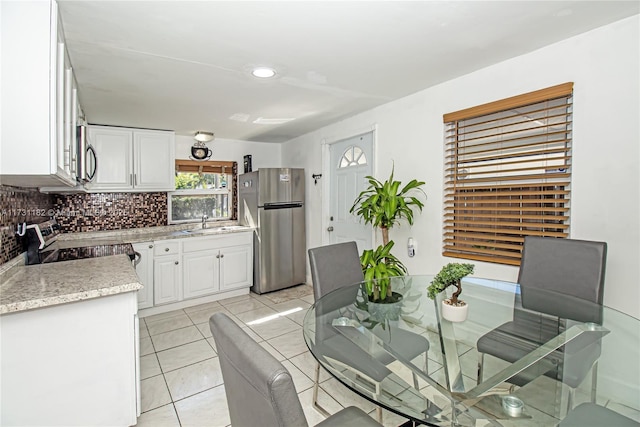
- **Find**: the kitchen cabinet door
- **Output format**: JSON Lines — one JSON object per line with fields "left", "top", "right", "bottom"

{"left": 87, "top": 127, "right": 133, "bottom": 190}
{"left": 133, "top": 242, "right": 154, "bottom": 309}
{"left": 183, "top": 250, "right": 219, "bottom": 299}
{"left": 0, "top": 0, "right": 76, "bottom": 187}
{"left": 85, "top": 126, "right": 175, "bottom": 192}
{"left": 220, "top": 244, "right": 253, "bottom": 291}
{"left": 134, "top": 131, "right": 175, "bottom": 190}
{"left": 153, "top": 255, "right": 181, "bottom": 305}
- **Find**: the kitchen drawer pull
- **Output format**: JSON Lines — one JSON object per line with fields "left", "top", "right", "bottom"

{"left": 165, "top": 247, "right": 170, "bottom": 252}
{"left": 220, "top": 254, "right": 224, "bottom": 258}
{"left": 174, "top": 261, "right": 179, "bottom": 265}
{"left": 148, "top": 244, "right": 153, "bottom": 249}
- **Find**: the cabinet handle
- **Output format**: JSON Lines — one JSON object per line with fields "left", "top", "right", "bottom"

{"left": 165, "top": 247, "right": 170, "bottom": 252}
{"left": 130, "top": 174, "right": 133, "bottom": 185}
{"left": 148, "top": 244, "right": 153, "bottom": 249}
{"left": 134, "top": 174, "right": 137, "bottom": 186}
{"left": 216, "top": 254, "right": 220, "bottom": 259}
{"left": 220, "top": 254, "right": 224, "bottom": 258}
{"left": 174, "top": 261, "right": 179, "bottom": 265}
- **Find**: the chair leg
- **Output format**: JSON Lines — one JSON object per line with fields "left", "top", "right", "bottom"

{"left": 590, "top": 362, "right": 599, "bottom": 403}
{"left": 313, "top": 362, "right": 331, "bottom": 418}
{"left": 477, "top": 352, "right": 484, "bottom": 385}
{"left": 567, "top": 387, "right": 575, "bottom": 412}
{"left": 375, "top": 383, "right": 383, "bottom": 424}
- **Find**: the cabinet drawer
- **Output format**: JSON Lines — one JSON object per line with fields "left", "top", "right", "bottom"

{"left": 154, "top": 241, "right": 180, "bottom": 256}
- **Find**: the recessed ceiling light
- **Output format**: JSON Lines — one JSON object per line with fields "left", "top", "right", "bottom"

{"left": 253, "top": 117, "right": 294, "bottom": 125}
{"left": 251, "top": 67, "right": 276, "bottom": 78}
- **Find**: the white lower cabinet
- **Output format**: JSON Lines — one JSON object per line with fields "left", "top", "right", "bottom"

{"left": 132, "top": 242, "right": 154, "bottom": 309}
{"left": 220, "top": 243, "right": 253, "bottom": 291}
{"left": 153, "top": 254, "right": 182, "bottom": 305}
{"left": 149, "top": 232, "right": 252, "bottom": 308}
{"left": 183, "top": 250, "right": 219, "bottom": 299}
{"left": 182, "top": 232, "right": 253, "bottom": 299}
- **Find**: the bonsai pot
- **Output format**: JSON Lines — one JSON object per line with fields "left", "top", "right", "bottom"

{"left": 441, "top": 298, "right": 468, "bottom": 322}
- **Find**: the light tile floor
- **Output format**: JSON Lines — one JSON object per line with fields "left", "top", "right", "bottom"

{"left": 134, "top": 284, "right": 408, "bottom": 427}
{"left": 134, "top": 284, "right": 640, "bottom": 427}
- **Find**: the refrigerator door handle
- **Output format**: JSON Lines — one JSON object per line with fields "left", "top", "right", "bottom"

{"left": 261, "top": 202, "right": 303, "bottom": 210}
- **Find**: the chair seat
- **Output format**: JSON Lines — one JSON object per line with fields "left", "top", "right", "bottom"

{"left": 314, "top": 334, "right": 392, "bottom": 383}
{"left": 477, "top": 320, "right": 602, "bottom": 388}
{"left": 558, "top": 403, "right": 639, "bottom": 427}
{"left": 316, "top": 406, "right": 382, "bottom": 427}
{"left": 372, "top": 326, "right": 430, "bottom": 366}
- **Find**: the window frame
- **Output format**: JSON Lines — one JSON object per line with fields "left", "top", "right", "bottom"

{"left": 169, "top": 160, "right": 238, "bottom": 224}
{"left": 442, "top": 82, "right": 573, "bottom": 266}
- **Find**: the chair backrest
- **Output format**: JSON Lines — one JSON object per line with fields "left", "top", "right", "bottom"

{"left": 209, "top": 313, "right": 308, "bottom": 427}
{"left": 518, "top": 236, "right": 607, "bottom": 323}
{"left": 308, "top": 241, "right": 364, "bottom": 301}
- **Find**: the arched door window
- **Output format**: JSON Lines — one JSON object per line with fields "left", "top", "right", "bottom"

{"left": 339, "top": 146, "right": 367, "bottom": 168}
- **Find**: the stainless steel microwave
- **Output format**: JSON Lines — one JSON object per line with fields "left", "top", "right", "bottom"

{"left": 76, "top": 125, "right": 97, "bottom": 183}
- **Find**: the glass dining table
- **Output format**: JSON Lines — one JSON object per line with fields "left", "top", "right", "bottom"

{"left": 302, "top": 275, "right": 640, "bottom": 426}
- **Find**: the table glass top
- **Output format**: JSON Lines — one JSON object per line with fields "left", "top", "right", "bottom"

{"left": 302, "top": 275, "right": 640, "bottom": 426}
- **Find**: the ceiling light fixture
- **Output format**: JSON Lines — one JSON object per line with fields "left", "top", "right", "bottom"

{"left": 194, "top": 131, "right": 215, "bottom": 142}
{"left": 251, "top": 67, "right": 276, "bottom": 78}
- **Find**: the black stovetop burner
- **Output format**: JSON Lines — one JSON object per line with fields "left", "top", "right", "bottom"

{"left": 22, "top": 219, "right": 136, "bottom": 265}
{"left": 39, "top": 243, "right": 136, "bottom": 264}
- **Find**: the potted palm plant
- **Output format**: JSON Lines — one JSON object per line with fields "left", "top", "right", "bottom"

{"left": 427, "top": 263, "right": 475, "bottom": 322}
{"left": 350, "top": 165, "right": 426, "bottom": 302}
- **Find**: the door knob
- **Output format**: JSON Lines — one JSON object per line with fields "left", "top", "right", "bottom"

{"left": 327, "top": 226, "right": 334, "bottom": 232}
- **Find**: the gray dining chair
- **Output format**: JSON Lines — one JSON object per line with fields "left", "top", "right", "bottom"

{"left": 476, "top": 236, "right": 607, "bottom": 410}
{"left": 209, "top": 312, "right": 382, "bottom": 427}
{"left": 557, "top": 402, "right": 639, "bottom": 426}
{"left": 308, "top": 241, "right": 430, "bottom": 422}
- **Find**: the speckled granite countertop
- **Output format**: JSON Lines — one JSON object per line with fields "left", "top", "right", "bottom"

{"left": 0, "top": 223, "right": 253, "bottom": 315}
{"left": 53, "top": 221, "right": 253, "bottom": 248}
{"left": 0, "top": 255, "right": 142, "bottom": 315}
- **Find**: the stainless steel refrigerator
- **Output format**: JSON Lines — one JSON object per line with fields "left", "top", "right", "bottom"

{"left": 239, "top": 168, "right": 306, "bottom": 294}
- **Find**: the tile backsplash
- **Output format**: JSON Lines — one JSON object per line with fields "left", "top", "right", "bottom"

{"left": 0, "top": 185, "right": 55, "bottom": 265}
{"left": 0, "top": 186, "right": 168, "bottom": 265}
{"left": 53, "top": 192, "right": 168, "bottom": 232}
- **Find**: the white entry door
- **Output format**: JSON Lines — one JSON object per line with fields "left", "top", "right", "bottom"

{"left": 328, "top": 132, "right": 374, "bottom": 253}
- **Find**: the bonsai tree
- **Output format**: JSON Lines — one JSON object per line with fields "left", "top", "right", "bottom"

{"left": 350, "top": 165, "right": 426, "bottom": 246}
{"left": 350, "top": 164, "right": 426, "bottom": 301}
{"left": 427, "top": 263, "right": 475, "bottom": 306}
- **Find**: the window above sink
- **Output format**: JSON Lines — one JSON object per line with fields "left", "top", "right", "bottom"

{"left": 169, "top": 160, "right": 237, "bottom": 224}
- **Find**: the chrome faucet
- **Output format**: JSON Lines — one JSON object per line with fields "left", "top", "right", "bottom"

{"left": 202, "top": 214, "right": 209, "bottom": 229}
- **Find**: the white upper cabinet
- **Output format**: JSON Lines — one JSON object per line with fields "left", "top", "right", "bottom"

{"left": 86, "top": 125, "right": 175, "bottom": 192}
{"left": 134, "top": 131, "right": 175, "bottom": 190}
{"left": 87, "top": 127, "right": 133, "bottom": 190}
{"left": 0, "top": 0, "right": 79, "bottom": 187}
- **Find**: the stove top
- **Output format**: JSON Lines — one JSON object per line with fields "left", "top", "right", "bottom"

{"left": 20, "top": 219, "right": 137, "bottom": 265}
{"left": 39, "top": 243, "right": 137, "bottom": 264}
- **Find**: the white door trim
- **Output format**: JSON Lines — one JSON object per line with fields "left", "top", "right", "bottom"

{"left": 321, "top": 124, "right": 377, "bottom": 246}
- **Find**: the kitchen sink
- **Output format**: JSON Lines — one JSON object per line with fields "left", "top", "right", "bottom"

{"left": 171, "top": 225, "right": 248, "bottom": 236}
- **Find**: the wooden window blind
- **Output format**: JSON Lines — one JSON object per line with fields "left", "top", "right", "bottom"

{"left": 442, "top": 83, "right": 573, "bottom": 266}
{"left": 175, "top": 159, "right": 235, "bottom": 174}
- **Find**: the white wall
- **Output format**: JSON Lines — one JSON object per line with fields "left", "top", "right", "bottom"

{"left": 282, "top": 16, "right": 640, "bottom": 318}
{"left": 175, "top": 135, "right": 281, "bottom": 169}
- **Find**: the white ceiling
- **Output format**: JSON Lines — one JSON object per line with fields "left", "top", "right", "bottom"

{"left": 58, "top": 1, "right": 639, "bottom": 143}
